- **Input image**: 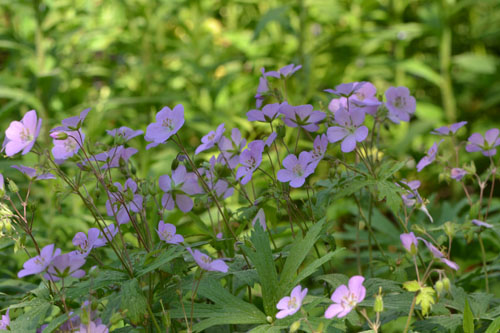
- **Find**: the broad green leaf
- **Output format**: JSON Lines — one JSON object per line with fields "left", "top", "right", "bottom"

{"left": 42, "top": 311, "right": 81, "bottom": 333}
{"left": 486, "top": 317, "right": 500, "bottom": 333}
{"left": 240, "top": 223, "right": 279, "bottom": 316}
{"left": 400, "top": 59, "right": 442, "bottom": 86}
{"left": 135, "top": 246, "right": 182, "bottom": 277}
{"left": 453, "top": 53, "right": 497, "bottom": 74}
{"left": 293, "top": 248, "right": 344, "bottom": 286}
{"left": 463, "top": 298, "right": 474, "bottom": 333}
{"left": 121, "top": 278, "right": 148, "bottom": 326}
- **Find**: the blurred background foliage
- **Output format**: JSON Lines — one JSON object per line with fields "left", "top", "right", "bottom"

{"left": 1, "top": 0, "right": 500, "bottom": 311}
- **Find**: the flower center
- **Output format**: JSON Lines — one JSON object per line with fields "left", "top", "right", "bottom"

{"left": 20, "top": 127, "right": 33, "bottom": 142}
{"left": 162, "top": 118, "right": 174, "bottom": 131}
{"left": 287, "top": 297, "right": 298, "bottom": 309}
{"left": 342, "top": 292, "right": 358, "bottom": 307}
{"left": 292, "top": 164, "right": 304, "bottom": 177}
{"left": 161, "top": 230, "right": 172, "bottom": 241}
{"left": 64, "top": 138, "right": 77, "bottom": 152}
{"left": 201, "top": 255, "right": 212, "bottom": 264}
{"left": 394, "top": 96, "right": 406, "bottom": 108}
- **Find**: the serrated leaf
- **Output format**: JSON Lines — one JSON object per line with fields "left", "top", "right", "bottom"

{"left": 416, "top": 287, "right": 435, "bottom": 316}
{"left": 403, "top": 280, "right": 420, "bottom": 292}
{"left": 463, "top": 298, "right": 474, "bottom": 333}
{"left": 9, "top": 298, "right": 51, "bottom": 332}
{"left": 135, "top": 246, "right": 182, "bottom": 277}
{"left": 121, "top": 278, "right": 148, "bottom": 325}
{"left": 293, "top": 248, "right": 344, "bottom": 286}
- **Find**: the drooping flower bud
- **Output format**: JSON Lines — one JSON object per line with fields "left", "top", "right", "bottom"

{"left": 290, "top": 320, "right": 301, "bottom": 333}
{"left": 435, "top": 280, "right": 444, "bottom": 295}
{"left": 50, "top": 131, "right": 68, "bottom": 140}
{"left": 442, "top": 277, "right": 451, "bottom": 291}
{"left": 7, "top": 179, "right": 18, "bottom": 193}
{"left": 374, "top": 287, "right": 384, "bottom": 313}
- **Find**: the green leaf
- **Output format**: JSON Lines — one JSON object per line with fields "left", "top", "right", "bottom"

{"left": 9, "top": 298, "right": 51, "bottom": 333}
{"left": 240, "top": 223, "right": 279, "bottom": 316}
{"left": 42, "top": 312, "right": 80, "bottom": 333}
{"left": 403, "top": 280, "right": 420, "bottom": 292}
{"left": 121, "top": 278, "right": 148, "bottom": 325}
{"left": 463, "top": 298, "right": 474, "bottom": 333}
{"left": 400, "top": 59, "right": 442, "bottom": 86}
{"left": 377, "top": 159, "right": 407, "bottom": 180}
{"left": 486, "top": 317, "right": 500, "bottom": 333}
{"left": 416, "top": 287, "right": 435, "bottom": 316}
{"left": 279, "top": 218, "right": 327, "bottom": 296}
{"left": 135, "top": 246, "right": 182, "bottom": 277}
{"left": 0, "top": 87, "right": 45, "bottom": 114}
{"left": 293, "top": 248, "right": 344, "bottom": 286}
{"left": 373, "top": 180, "right": 402, "bottom": 213}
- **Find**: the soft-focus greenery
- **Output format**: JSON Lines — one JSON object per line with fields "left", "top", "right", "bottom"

{"left": 1, "top": 0, "right": 500, "bottom": 331}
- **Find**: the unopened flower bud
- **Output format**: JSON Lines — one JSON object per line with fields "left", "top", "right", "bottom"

{"left": 290, "top": 320, "right": 301, "bottom": 332}
{"left": 435, "top": 280, "right": 444, "bottom": 295}
{"left": 266, "top": 316, "right": 273, "bottom": 324}
{"left": 171, "top": 158, "right": 179, "bottom": 170}
{"left": 50, "top": 131, "right": 68, "bottom": 140}
{"left": 442, "top": 277, "right": 451, "bottom": 291}
{"left": 374, "top": 288, "right": 384, "bottom": 313}
{"left": 130, "top": 164, "right": 137, "bottom": 175}
{"left": 7, "top": 179, "right": 18, "bottom": 193}
{"left": 444, "top": 222, "right": 455, "bottom": 238}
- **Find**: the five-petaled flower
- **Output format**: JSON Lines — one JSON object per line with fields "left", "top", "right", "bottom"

{"left": 44, "top": 252, "right": 86, "bottom": 281}
{"left": 51, "top": 130, "right": 85, "bottom": 162}
{"left": 277, "top": 151, "right": 315, "bottom": 188}
{"left": 159, "top": 165, "right": 202, "bottom": 213}
{"left": 400, "top": 232, "right": 418, "bottom": 255}
{"left": 73, "top": 228, "right": 105, "bottom": 257}
{"left": 281, "top": 103, "right": 326, "bottom": 132}
{"left": 145, "top": 104, "right": 185, "bottom": 149}
{"left": 218, "top": 128, "right": 247, "bottom": 169}
{"left": 107, "top": 126, "right": 143, "bottom": 142}
{"left": 431, "top": 121, "right": 467, "bottom": 136}
{"left": 247, "top": 103, "right": 282, "bottom": 123}
{"left": 327, "top": 107, "right": 368, "bottom": 153}
{"left": 77, "top": 321, "right": 109, "bottom": 333}
{"left": 325, "top": 82, "right": 365, "bottom": 98}
{"left": 325, "top": 275, "right": 366, "bottom": 318}
{"left": 418, "top": 238, "right": 459, "bottom": 271}
{"left": 466, "top": 128, "right": 500, "bottom": 156}
{"left": 416, "top": 140, "right": 443, "bottom": 172}
{"left": 195, "top": 123, "right": 226, "bottom": 155}
{"left": 384, "top": 86, "right": 416, "bottom": 123}
{"left": 187, "top": 248, "right": 228, "bottom": 273}
{"left": 11, "top": 165, "right": 55, "bottom": 180}
{"left": 451, "top": 168, "right": 467, "bottom": 181}
{"left": 157, "top": 220, "right": 184, "bottom": 244}
{"left": 276, "top": 285, "right": 308, "bottom": 319}
{"left": 2, "top": 110, "right": 41, "bottom": 156}
{"left": 18, "top": 243, "right": 61, "bottom": 278}
{"left": 106, "top": 178, "right": 144, "bottom": 225}
{"left": 309, "top": 134, "right": 328, "bottom": 170}
{"left": 236, "top": 140, "right": 265, "bottom": 185}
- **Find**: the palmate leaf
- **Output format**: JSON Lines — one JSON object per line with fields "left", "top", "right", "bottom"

{"left": 134, "top": 246, "right": 182, "bottom": 277}
{"left": 9, "top": 298, "right": 51, "bottom": 333}
{"left": 412, "top": 314, "right": 463, "bottom": 332}
{"left": 121, "top": 278, "right": 148, "bottom": 326}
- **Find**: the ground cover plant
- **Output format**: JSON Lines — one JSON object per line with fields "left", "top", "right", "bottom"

{"left": 0, "top": 65, "right": 499, "bottom": 332}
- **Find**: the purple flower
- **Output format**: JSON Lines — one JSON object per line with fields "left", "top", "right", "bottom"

{"left": 400, "top": 232, "right": 418, "bottom": 255}
{"left": 384, "top": 86, "right": 416, "bottom": 123}
{"left": 51, "top": 130, "right": 85, "bottom": 161}
{"left": 247, "top": 103, "right": 281, "bottom": 122}
{"left": 195, "top": 123, "right": 225, "bottom": 155}
{"left": 277, "top": 151, "right": 315, "bottom": 188}
{"left": 418, "top": 238, "right": 459, "bottom": 271}
{"left": 218, "top": 128, "right": 247, "bottom": 169}
{"left": 309, "top": 134, "right": 328, "bottom": 170}
{"left": 252, "top": 208, "right": 266, "bottom": 231}
{"left": 451, "top": 168, "right": 467, "bottom": 181}
{"left": 187, "top": 248, "right": 228, "bottom": 273}
{"left": 399, "top": 180, "right": 422, "bottom": 207}
{"left": 211, "top": 179, "right": 234, "bottom": 200}
{"left": 0, "top": 309, "right": 10, "bottom": 330}
{"left": 106, "top": 126, "right": 143, "bottom": 142}
{"left": 466, "top": 129, "right": 500, "bottom": 156}
{"left": 157, "top": 220, "right": 184, "bottom": 244}
{"left": 265, "top": 132, "right": 277, "bottom": 147}
{"left": 281, "top": 103, "right": 326, "bottom": 132}
{"left": 255, "top": 74, "right": 269, "bottom": 108}
{"left": 44, "top": 252, "right": 86, "bottom": 281}
{"left": 327, "top": 107, "right": 368, "bottom": 153}
{"left": 264, "top": 64, "right": 302, "bottom": 79}
{"left": 94, "top": 145, "right": 138, "bottom": 169}
{"left": 325, "top": 82, "right": 365, "bottom": 98}
{"left": 97, "top": 224, "right": 118, "bottom": 245}
{"left": 11, "top": 165, "right": 55, "bottom": 180}
{"left": 236, "top": 140, "right": 265, "bottom": 185}
{"left": 18, "top": 244, "right": 61, "bottom": 278}
{"left": 159, "top": 165, "right": 202, "bottom": 213}
{"left": 276, "top": 285, "right": 308, "bottom": 319}
{"left": 145, "top": 105, "right": 184, "bottom": 149}
{"left": 416, "top": 140, "right": 443, "bottom": 172}
{"left": 77, "top": 321, "right": 109, "bottom": 333}
{"left": 73, "top": 228, "right": 103, "bottom": 257}
{"left": 58, "top": 108, "right": 90, "bottom": 131}
{"left": 2, "top": 110, "right": 41, "bottom": 156}
{"left": 350, "top": 82, "right": 382, "bottom": 115}
{"left": 325, "top": 276, "right": 366, "bottom": 318}
{"left": 472, "top": 219, "right": 493, "bottom": 229}
{"left": 106, "top": 178, "right": 143, "bottom": 225}
{"left": 431, "top": 121, "right": 467, "bottom": 136}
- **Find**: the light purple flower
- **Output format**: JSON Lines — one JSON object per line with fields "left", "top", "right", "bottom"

{"left": 431, "top": 121, "right": 467, "bottom": 136}
{"left": 276, "top": 285, "right": 308, "bottom": 319}
{"left": 325, "top": 276, "right": 366, "bottom": 318}
{"left": 18, "top": 244, "right": 61, "bottom": 278}
{"left": 51, "top": 130, "right": 85, "bottom": 161}
{"left": 265, "top": 132, "right": 277, "bottom": 147}
{"left": 0, "top": 309, "right": 9, "bottom": 330}
{"left": 399, "top": 180, "right": 422, "bottom": 207}
{"left": 350, "top": 82, "right": 382, "bottom": 115}
{"left": 44, "top": 252, "right": 86, "bottom": 281}
{"left": 57, "top": 108, "right": 91, "bottom": 131}
{"left": 416, "top": 140, "right": 443, "bottom": 172}
{"left": 451, "top": 168, "right": 467, "bottom": 181}
{"left": 77, "top": 321, "right": 109, "bottom": 333}
{"left": 94, "top": 145, "right": 138, "bottom": 169}
{"left": 195, "top": 123, "right": 225, "bottom": 155}
{"left": 264, "top": 64, "right": 302, "bottom": 79}
{"left": 281, "top": 103, "right": 326, "bottom": 132}
{"left": 211, "top": 179, "right": 234, "bottom": 200}
{"left": 277, "top": 151, "right": 315, "bottom": 188}
{"left": 145, "top": 105, "right": 184, "bottom": 149}
{"left": 106, "top": 178, "right": 143, "bottom": 225}
{"left": 157, "top": 220, "right": 184, "bottom": 244}
{"left": 247, "top": 103, "right": 281, "bottom": 122}
{"left": 236, "top": 140, "right": 265, "bottom": 185}
{"left": 255, "top": 75, "right": 269, "bottom": 108}
{"left": 384, "top": 86, "right": 416, "bottom": 123}
{"left": 472, "top": 219, "right": 493, "bottom": 229}
{"left": 418, "top": 238, "right": 459, "bottom": 271}
{"left": 327, "top": 107, "right": 368, "bottom": 153}
{"left": 159, "top": 165, "right": 202, "bottom": 213}
{"left": 400, "top": 232, "right": 418, "bottom": 255}
{"left": 11, "top": 165, "right": 55, "bottom": 180}
{"left": 97, "top": 224, "right": 118, "bottom": 245}
{"left": 325, "top": 82, "right": 366, "bottom": 98}
{"left": 73, "top": 228, "right": 103, "bottom": 257}
{"left": 187, "top": 248, "right": 228, "bottom": 273}
{"left": 2, "top": 110, "right": 41, "bottom": 156}
{"left": 106, "top": 126, "right": 143, "bottom": 142}
{"left": 466, "top": 129, "right": 500, "bottom": 156}
{"left": 218, "top": 128, "right": 247, "bottom": 169}
{"left": 309, "top": 134, "right": 328, "bottom": 170}
{"left": 252, "top": 208, "right": 266, "bottom": 231}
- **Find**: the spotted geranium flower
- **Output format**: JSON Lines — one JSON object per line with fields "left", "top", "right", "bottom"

{"left": 466, "top": 129, "right": 500, "bottom": 156}
{"left": 309, "top": 134, "right": 328, "bottom": 170}
{"left": 187, "top": 248, "right": 228, "bottom": 273}
{"left": 247, "top": 103, "right": 281, "bottom": 123}
{"left": 195, "top": 123, "right": 225, "bottom": 155}
{"left": 276, "top": 285, "right": 308, "bottom": 319}
{"left": 218, "top": 128, "right": 246, "bottom": 169}
{"left": 451, "top": 168, "right": 467, "bottom": 181}
{"left": 77, "top": 321, "right": 109, "bottom": 333}
{"left": 11, "top": 165, "right": 55, "bottom": 180}
{"left": 73, "top": 228, "right": 104, "bottom": 257}
{"left": 157, "top": 220, "right": 184, "bottom": 244}
{"left": 384, "top": 86, "right": 416, "bottom": 123}
{"left": 159, "top": 165, "right": 202, "bottom": 213}
{"left": 416, "top": 140, "right": 443, "bottom": 172}
{"left": 94, "top": 145, "right": 138, "bottom": 169}
{"left": 236, "top": 140, "right": 265, "bottom": 185}
{"left": 145, "top": 105, "right": 185, "bottom": 149}
{"left": 325, "top": 82, "right": 366, "bottom": 98}
{"left": 107, "top": 126, "right": 143, "bottom": 142}
{"left": 327, "top": 107, "right": 368, "bottom": 153}
{"left": 51, "top": 130, "right": 85, "bottom": 162}
{"left": 18, "top": 244, "right": 61, "bottom": 278}
{"left": 263, "top": 64, "right": 302, "bottom": 79}
{"left": 325, "top": 276, "right": 366, "bottom": 318}
{"left": 44, "top": 252, "right": 86, "bottom": 281}
{"left": 2, "top": 110, "right": 42, "bottom": 156}
{"left": 400, "top": 232, "right": 418, "bottom": 255}
{"left": 0, "top": 309, "right": 9, "bottom": 330}
{"left": 281, "top": 103, "right": 326, "bottom": 132}
{"left": 277, "top": 151, "right": 315, "bottom": 188}
{"left": 106, "top": 178, "right": 143, "bottom": 225}
{"left": 431, "top": 121, "right": 467, "bottom": 136}
{"left": 56, "top": 108, "right": 90, "bottom": 131}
